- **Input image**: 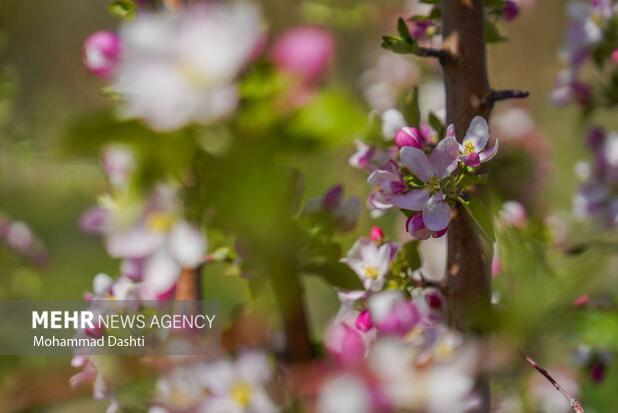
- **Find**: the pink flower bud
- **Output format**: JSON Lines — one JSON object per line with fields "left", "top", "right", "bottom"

{"left": 322, "top": 185, "right": 343, "bottom": 211}
{"left": 355, "top": 310, "right": 373, "bottom": 332}
{"left": 591, "top": 361, "right": 606, "bottom": 383}
{"left": 395, "top": 127, "right": 424, "bottom": 149}
{"left": 369, "top": 226, "right": 384, "bottom": 243}
{"left": 425, "top": 290, "right": 443, "bottom": 310}
{"left": 83, "top": 31, "right": 121, "bottom": 78}
{"left": 573, "top": 294, "right": 589, "bottom": 307}
{"left": 377, "top": 300, "right": 420, "bottom": 335}
{"left": 85, "top": 321, "right": 104, "bottom": 339}
{"left": 612, "top": 49, "right": 618, "bottom": 65}
{"left": 503, "top": 0, "right": 520, "bottom": 21}
{"left": 326, "top": 323, "right": 365, "bottom": 365}
{"left": 271, "top": 26, "right": 334, "bottom": 84}
{"left": 406, "top": 214, "right": 432, "bottom": 240}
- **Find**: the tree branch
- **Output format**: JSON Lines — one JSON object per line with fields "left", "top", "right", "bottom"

{"left": 417, "top": 47, "right": 455, "bottom": 64}
{"left": 482, "top": 89, "right": 530, "bottom": 109}
{"left": 524, "top": 354, "right": 585, "bottom": 413}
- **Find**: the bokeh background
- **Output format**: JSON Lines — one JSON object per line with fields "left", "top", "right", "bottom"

{"left": 1, "top": 0, "right": 616, "bottom": 411}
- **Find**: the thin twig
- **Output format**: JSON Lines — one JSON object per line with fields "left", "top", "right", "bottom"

{"left": 524, "top": 354, "right": 585, "bottom": 413}
{"left": 417, "top": 47, "right": 454, "bottom": 64}
{"left": 482, "top": 89, "right": 530, "bottom": 108}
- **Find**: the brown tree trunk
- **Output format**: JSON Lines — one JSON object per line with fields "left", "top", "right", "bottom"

{"left": 441, "top": 1, "right": 493, "bottom": 411}
{"left": 175, "top": 267, "right": 203, "bottom": 300}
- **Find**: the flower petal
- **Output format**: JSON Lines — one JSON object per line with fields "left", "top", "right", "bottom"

{"left": 422, "top": 193, "right": 451, "bottom": 231}
{"left": 479, "top": 138, "right": 499, "bottom": 163}
{"left": 429, "top": 136, "right": 459, "bottom": 178}
{"left": 463, "top": 116, "right": 489, "bottom": 150}
{"left": 391, "top": 189, "right": 430, "bottom": 211}
{"left": 399, "top": 146, "right": 434, "bottom": 182}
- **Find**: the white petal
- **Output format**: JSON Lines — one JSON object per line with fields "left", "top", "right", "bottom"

{"left": 463, "top": 116, "right": 489, "bottom": 150}
{"left": 168, "top": 221, "right": 207, "bottom": 268}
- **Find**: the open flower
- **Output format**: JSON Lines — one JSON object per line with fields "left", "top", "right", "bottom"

{"left": 457, "top": 116, "right": 499, "bottom": 167}
{"left": 197, "top": 352, "right": 279, "bottom": 413}
{"left": 367, "top": 161, "right": 407, "bottom": 210}
{"left": 389, "top": 136, "right": 459, "bottom": 232}
{"left": 113, "top": 3, "right": 262, "bottom": 131}
{"left": 343, "top": 238, "right": 399, "bottom": 292}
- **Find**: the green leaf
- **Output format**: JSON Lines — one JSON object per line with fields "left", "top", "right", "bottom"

{"left": 397, "top": 17, "right": 414, "bottom": 43}
{"left": 109, "top": 0, "right": 136, "bottom": 19}
{"left": 401, "top": 240, "right": 421, "bottom": 270}
{"left": 463, "top": 198, "right": 496, "bottom": 242}
{"left": 303, "top": 261, "right": 363, "bottom": 291}
{"left": 401, "top": 87, "right": 420, "bottom": 127}
{"left": 381, "top": 36, "right": 420, "bottom": 55}
{"left": 484, "top": 20, "right": 507, "bottom": 43}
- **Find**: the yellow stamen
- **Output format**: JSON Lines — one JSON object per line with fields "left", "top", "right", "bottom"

{"left": 464, "top": 141, "right": 476, "bottom": 155}
{"left": 363, "top": 266, "right": 380, "bottom": 279}
{"left": 231, "top": 382, "right": 252, "bottom": 407}
{"left": 147, "top": 212, "right": 174, "bottom": 232}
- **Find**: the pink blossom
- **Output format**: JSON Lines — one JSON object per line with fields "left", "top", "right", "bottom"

{"left": 369, "top": 226, "right": 384, "bottom": 243}
{"left": 368, "top": 290, "right": 421, "bottom": 336}
{"left": 457, "top": 117, "right": 499, "bottom": 167}
{"left": 271, "top": 26, "right": 334, "bottom": 85}
{"left": 83, "top": 31, "right": 122, "bottom": 78}
{"left": 388, "top": 136, "right": 459, "bottom": 232}
{"left": 325, "top": 322, "right": 366, "bottom": 365}
{"left": 355, "top": 310, "right": 374, "bottom": 332}
{"left": 395, "top": 126, "right": 424, "bottom": 149}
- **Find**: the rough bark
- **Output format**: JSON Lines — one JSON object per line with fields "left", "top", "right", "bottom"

{"left": 441, "top": 1, "right": 494, "bottom": 411}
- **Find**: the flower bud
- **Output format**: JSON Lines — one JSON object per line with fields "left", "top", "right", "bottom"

{"left": 369, "top": 226, "right": 384, "bottom": 243}
{"left": 271, "top": 26, "right": 334, "bottom": 84}
{"left": 83, "top": 31, "right": 122, "bottom": 78}
{"left": 355, "top": 310, "right": 373, "bottom": 332}
{"left": 395, "top": 127, "right": 424, "bottom": 149}
{"left": 503, "top": 0, "right": 520, "bottom": 21}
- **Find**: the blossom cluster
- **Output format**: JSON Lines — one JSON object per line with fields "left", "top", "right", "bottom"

{"left": 353, "top": 113, "right": 498, "bottom": 239}
{"left": 315, "top": 230, "right": 480, "bottom": 413}
{"left": 552, "top": 0, "right": 618, "bottom": 108}
{"left": 574, "top": 127, "right": 618, "bottom": 227}
{"left": 80, "top": 145, "right": 207, "bottom": 301}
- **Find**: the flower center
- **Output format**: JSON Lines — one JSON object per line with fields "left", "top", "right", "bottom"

{"left": 464, "top": 141, "right": 476, "bottom": 155}
{"left": 363, "top": 265, "right": 380, "bottom": 279}
{"left": 426, "top": 175, "right": 442, "bottom": 193}
{"left": 147, "top": 212, "right": 174, "bottom": 232}
{"left": 231, "top": 381, "right": 252, "bottom": 407}
{"left": 179, "top": 62, "right": 211, "bottom": 88}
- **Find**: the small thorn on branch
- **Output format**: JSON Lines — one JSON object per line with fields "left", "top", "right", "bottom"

{"left": 523, "top": 354, "right": 585, "bottom": 413}
{"left": 482, "top": 89, "right": 529, "bottom": 109}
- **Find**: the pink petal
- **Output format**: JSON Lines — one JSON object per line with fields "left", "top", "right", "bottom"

{"left": 479, "top": 138, "right": 499, "bottom": 162}
{"left": 422, "top": 194, "right": 451, "bottom": 231}
{"left": 392, "top": 189, "right": 430, "bottom": 211}
{"left": 429, "top": 136, "right": 459, "bottom": 178}
{"left": 399, "top": 146, "right": 434, "bottom": 182}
